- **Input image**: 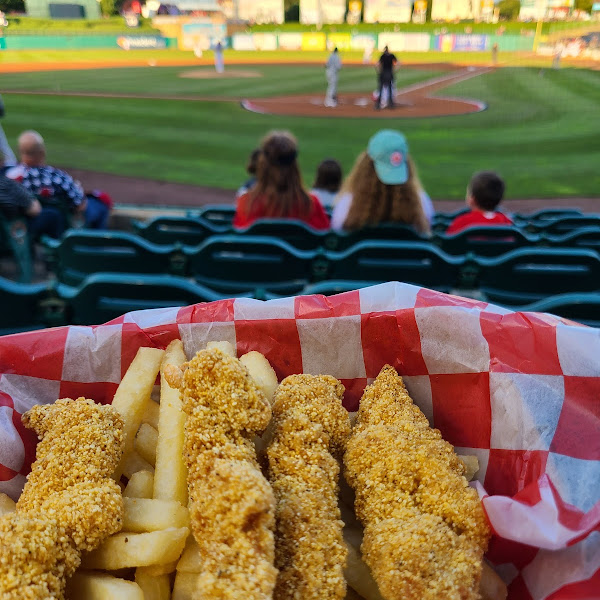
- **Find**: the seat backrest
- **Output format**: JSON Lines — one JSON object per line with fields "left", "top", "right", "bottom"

{"left": 328, "top": 241, "right": 463, "bottom": 291}
{"left": 534, "top": 216, "right": 600, "bottom": 235}
{"left": 479, "top": 248, "right": 600, "bottom": 304}
{"left": 332, "top": 223, "right": 427, "bottom": 252}
{"left": 51, "top": 230, "right": 181, "bottom": 286}
{"left": 0, "top": 277, "right": 48, "bottom": 331}
{"left": 60, "top": 273, "right": 226, "bottom": 325}
{"left": 186, "top": 235, "right": 316, "bottom": 293}
{"left": 544, "top": 227, "right": 600, "bottom": 253}
{"left": 133, "top": 216, "right": 225, "bottom": 246}
{"left": 237, "top": 219, "right": 327, "bottom": 250}
{"left": 439, "top": 226, "right": 537, "bottom": 257}
{"left": 0, "top": 214, "right": 33, "bottom": 283}
{"left": 191, "top": 204, "right": 236, "bottom": 227}
{"left": 518, "top": 292, "right": 600, "bottom": 328}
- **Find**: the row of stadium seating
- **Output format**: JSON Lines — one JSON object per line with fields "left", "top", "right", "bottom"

{"left": 2, "top": 274, "right": 599, "bottom": 336}
{"left": 133, "top": 216, "right": 600, "bottom": 256}
{"left": 40, "top": 230, "right": 600, "bottom": 304}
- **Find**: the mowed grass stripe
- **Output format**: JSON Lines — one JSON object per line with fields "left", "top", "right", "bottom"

{"left": 2, "top": 66, "right": 599, "bottom": 200}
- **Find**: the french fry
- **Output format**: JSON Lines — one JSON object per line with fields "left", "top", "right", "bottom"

{"left": 134, "top": 570, "right": 171, "bottom": 600}
{"left": 137, "top": 561, "right": 178, "bottom": 577}
{"left": 81, "top": 527, "right": 189, "bottom": 570}
{"left": 458, "top": 454, "right": 480, "bottom": 482}
{"left": 122, "top": 451, "right": 154, "bottom": 480}
{"left": 154, "top": 340, "right": 188, "bottom": 505}
{"left": 112, "top": 346, "right": 165, "bottom": 480}
{"left": 123, "top": 470, "right": 155, "bottom": 499}
{"left": 123, "top": 498, "right": 190, "bottom": 532}
{"left": 239, "top": 351, "right": 278, "bottom": 404}
{"left": 343, "top": 527, "right": 384, "bottom": 600}
{"left": 134, "top": 423, "right": 158, "bottom": 466}
{"left": 0, "top": 492, "right": 16, "bottom": 516}
{"left": 480, "top": 562, "right": 508, "bottom": 600}
{"left": 172, "top": 571, "right": 201, "bottom": 600}
{"left": 66, "top": 572, "right": 144, "bottom": 600}
{"left": 206, "top": 340, "right": 235, "bottom": 357}
{"left": 142, "top": 399, "right": 160, "bottom": 430}
{"left": 175, "top": 535, "right": 202, "bottom": 573}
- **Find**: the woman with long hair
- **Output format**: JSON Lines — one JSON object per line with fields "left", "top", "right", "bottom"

{"left": 233, "top": 130, "right": 330, "bottom": 230}
{"left": 331, "top": 130, "right": 432, "bottom": 236}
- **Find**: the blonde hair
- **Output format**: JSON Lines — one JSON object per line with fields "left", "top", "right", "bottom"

{"left": 338, "top": 152, "right": 430, "bottom": 235}
{"left": 245, "top": 130, "right": 312, "bottom": 219}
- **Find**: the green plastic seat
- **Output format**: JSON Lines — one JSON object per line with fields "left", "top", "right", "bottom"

{"left": 331, "top": 223, "right": 428, "bottom": 252}
{"left": 43, "top": 230, "right": 186, "bottom": 286}
{"left": 512, "top": 208, "right": 583, "bottom": 227}
{"left": 516, "top": 292, "right": 600, "bottom": 328}
{"left": 186, "top": 235, "right": 317, "bottom": 295}
{"left": 326, "top": 241, "right": 464, "bottom": 293}
{"left": 236, "top": 219, "right": 328, "bottom": 250}
{"left": 187, "top": 205, "right": 236, "bottom": 228}
{"left": 477, "top": 248, "right": 600, "bottom": 306}
{"left": 439, "top": 226, "right": 538, "bottom": 257}
{"left": 57, "top": 273, "right": 235, "bottom": 325}
{"left": 132, "top": 216, "right": 226, "bottom": 246}
{"left": 0, "top": 214, "right": 33, "bottom": 283}
{"left": 543, "top": 226, "right": 600, "bottom": 253}
{"left": 528, "top": 215, "right": 600, "bottom": 235}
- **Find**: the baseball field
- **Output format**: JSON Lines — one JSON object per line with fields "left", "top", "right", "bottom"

{"left": 1, "top": 49, "right": 599, "bottom": 203}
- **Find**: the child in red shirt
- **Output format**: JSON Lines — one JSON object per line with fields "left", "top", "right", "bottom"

{"left": 446, "top": 171, "right": 512, "bottom": 235}
{"left": 233, "top": 130, "right": 330, "bottom": 231}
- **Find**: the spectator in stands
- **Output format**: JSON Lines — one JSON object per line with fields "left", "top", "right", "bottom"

{"left": 331, "top": 129, "right": 432, "bottom": 235}
{"left": 236, "top": 148, "right": 260, "bottom": 198}
{"left": 0, "top": 95, "right": 17, "bottom": 169}
{"left": 311, "top": 158, "right": 342, "bottom": 209}
{"left": 6, "top": 130, "right": 111, "bottom": 230}
{"left": 0, "top": 169, "right": 63, "bottom": 240}
{"left": 233, "top": 130, "right": 330, "bottom": 230}
{"left": 446, "top": 171, "right": 512, "bottom": 235}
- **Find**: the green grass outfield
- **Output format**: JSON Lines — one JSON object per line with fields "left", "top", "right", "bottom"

{"left": 1, "top": 60, "right": 599, "bottom": 200}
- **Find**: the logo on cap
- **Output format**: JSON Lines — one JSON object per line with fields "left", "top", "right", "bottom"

{"left": 390, "top": 151, "right": 404, "bottom": 166}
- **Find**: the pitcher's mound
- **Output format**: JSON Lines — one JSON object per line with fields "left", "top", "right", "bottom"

{"left": 179, "top": 69, "right": 262, "bottom": 79}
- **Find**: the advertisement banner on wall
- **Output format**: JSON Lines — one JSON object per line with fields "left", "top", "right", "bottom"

{"left": 179, "top": 20, "right": 226, "bottom": 51}
{"left": 278, "top": 32, "right": 303, "bottom": 50}
{"left": 232, "top": 33, "right": 278, "bottom": 50}
{"left": 117, "top": 35, "right": 167, "bottom": 50}
{"left": 364, "top": 0, "right": 412, "bottom": 23}
{"left": 301, "top": 32, "right": 327, "bottom": 51}
{"left": 238, "top": 0, "right": 284, "bottom": 24}
{"left": 431, "top": 0, "right": 481, "bottom": 20}
{"left": 377, "top": 32, "right": 430, "bottom": 51}
{"left": 435, "top": 34, "right": 487, "bottom": 52}
{"left": 300, "top": 0, "right": 346, "bottom": 24}
{"left": 327, "top": 32, "right": 353, "bottom": 51}
{"left": 351, "top": 33, "right": 377, "bottom": 50}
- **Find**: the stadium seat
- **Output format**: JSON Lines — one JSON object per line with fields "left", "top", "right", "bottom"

{"left": 527, "top": 215, "right": 600, "bottom": 235}
{"left": 58, "top": 273, "right": 231, "bottom": 325}
{"left": 477, "top": 248, "right": 600, "bottom": 305}
{"left": 187, "top": 204, "right": 236, "bottom": 227}
{"left": 543, "top": 226, "right": 600, "bottom": 253}
{"left": 186, "top": 235, "right": 318, "bottom": 295}
{"left": 326, "top": 241, "right": 464, "bottom": 292}
{"left": 516, "top": 292, "right": 600, "bottom": 328}
{"left": 511, "top": 208, "right": 583, "bottom": 227}
{"left": 236, "top": 219, "right": 329, "bottom": 250}
{"left": 431, "top": 208, "right": 470, "bottom": 233}
{"left": 132, "top": 215, "right": 226, "bottom": 246}
{"left": 0, "top": 215, "right": 33, "bottom": 283}
{"left": 331, "top": 223, "right": 428, "bottom": 251}
{"left": 43, "top": 230, "right": 187, "bottom": 286}
{"left": 300, "top": 280, "right": 375, "bottom": 296}
{"left": 438, "top": 226, "right": 539, "bottom": 257}
{"left": 0, "top": 277, "right": 61, "bottom": 334}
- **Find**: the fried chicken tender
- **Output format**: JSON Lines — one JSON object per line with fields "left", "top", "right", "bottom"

{"left": 165, "top": 348, "right": 277, "bottom": 600}
{"left": 344, "top": 366, "right": 491, "bottom": 600}
{"left": 267, "top": 374, "right": 351, "bottom": 600}
{"left": 0, "top": 397, "right": 125, "bottom": 600}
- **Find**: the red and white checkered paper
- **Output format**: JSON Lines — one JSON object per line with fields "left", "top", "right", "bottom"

{"left": 0, "top": 282, "right": 598, "bottom": 600}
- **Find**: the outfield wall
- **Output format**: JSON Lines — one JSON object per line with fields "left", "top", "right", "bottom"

{"left": 0, "top": 32, "right": 535, "bottom": 52}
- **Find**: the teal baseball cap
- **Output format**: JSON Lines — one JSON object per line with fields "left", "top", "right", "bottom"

{"left": 367, "top": 129, "right": 409, "bottom": 185}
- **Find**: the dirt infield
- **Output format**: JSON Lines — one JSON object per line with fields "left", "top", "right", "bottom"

{"left": 242, "top": 67, "right": 489, "bottom": 119}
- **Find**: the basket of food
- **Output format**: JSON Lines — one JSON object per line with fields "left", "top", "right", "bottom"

{"left": 0, "top": 282, "right": 598, "bottom": 600}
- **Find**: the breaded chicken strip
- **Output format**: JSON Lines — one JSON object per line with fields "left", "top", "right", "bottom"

{"left": 0, "top": 397, "right": 125, "bottom": 600}
{"left": 165, "top": 348, "right": 277, "bottom": 600}
{"left": 344, "top": 366, "right": 491, "bottom": 600}
{"left": 267, "top": 375, "right": 351, "bottom": 600}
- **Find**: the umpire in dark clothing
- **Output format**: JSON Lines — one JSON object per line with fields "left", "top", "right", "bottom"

{"left": 375, "top": 46, "right": 398, "bottom": 110}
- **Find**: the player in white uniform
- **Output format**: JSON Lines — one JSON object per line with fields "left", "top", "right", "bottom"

{"left": 324, "top": 47, "right": 342, "bottom": 108}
